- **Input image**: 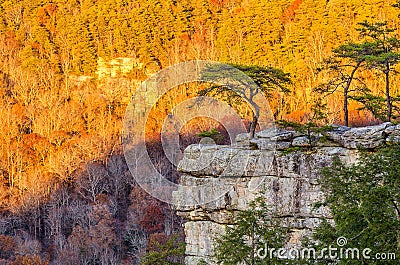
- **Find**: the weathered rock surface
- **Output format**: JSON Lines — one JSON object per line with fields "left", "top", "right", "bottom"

{"left": 324, "top": 122, "right": 393, "bottom": 149}
{"left": 174, "top": 123, "right": 399, "bottom": 265}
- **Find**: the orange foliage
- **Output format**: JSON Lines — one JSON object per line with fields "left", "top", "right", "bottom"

{"left": 281, "top": 0, "right": 303, "bottom": 23}
{"left": 37, "top": 4, "right": 57, "bottom": 25}
{"left": 4, "top": 31, "right": 20, "bottom": 50}
{"left": 11, "top": 103, "right": 25, "bottom": 118}
{"left": 22, "top": 133, "right": 52, "bottom": 162}
{"left": 209, "top": 0, "right": 227, "bottom": 8}
{"left": 22, "top": 133, "right": 49, "bottom": 150}
{"left": 44, "top": 3, "right": 57, "bottom": 17}
{"left": 0, "top": 1, "right": 398, "bottom": 262}
{"left": 284, "top": 109, "right": 308, "bottom": 123}
{"left": 37, "top": 8, "right": 47, "bottom": 25}
{"left": 233, "top": 7, "right": 245, "bottom": 15}
{"left": 30, "top": 42, "right": 45, "bottom": 55}
{"left": 48, "top": 130, "right": 70, "bottom": 147}
{"left": 348, "top": 109, "right": 381, "bottom": 127}
{"left": 180, "top": 33, "right": 191, "bottom": 41}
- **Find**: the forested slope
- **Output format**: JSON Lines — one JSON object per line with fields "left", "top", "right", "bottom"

{"left": 0, "top": 0, "right": 400, "bottom": 264}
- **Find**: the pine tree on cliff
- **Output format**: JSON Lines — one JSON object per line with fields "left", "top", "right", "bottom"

{"left": 199, "top": 64, "right": 291, "bottom": 139}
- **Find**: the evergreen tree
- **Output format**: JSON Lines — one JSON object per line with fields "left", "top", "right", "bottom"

{"left": 315, "top": 145, "right": 400, "bottom": 264}
{"left": 315, "top": 42, "right": 373, "bottom": 126}
{"left": 357, "top": 21, "right": 400, "bottom": 122}
{"left": 199, "top": 63, "right": 291, "bottom": 138}
{"left": 214, "top": 196, "right": 293, "bottom": 265}
{"left": 140, "top": 234, "right": 185, "bottom": 265}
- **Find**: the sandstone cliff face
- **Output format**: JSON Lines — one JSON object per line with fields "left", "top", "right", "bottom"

{"left": 173, "top": 122, "right": 400, "bottom": 265}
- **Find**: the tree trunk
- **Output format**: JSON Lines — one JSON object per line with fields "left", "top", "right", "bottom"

{"left": 344, "top": 86, "right": 349, "bottom": 127}
{"left": 344, "top": 61, "right": 362, "bottom": 127}
{"left": 385, "top": 62, "right": 392, "bottom": 122}
{"left": 249, "top": 114, "right": 258, "bottom": 139}
{"left": 249, "top": 104, "right": 260, "bottom": 139}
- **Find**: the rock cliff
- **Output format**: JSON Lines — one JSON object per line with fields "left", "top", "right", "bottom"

{"left": 173, "top": 122, "right": 400, "bottom": 265}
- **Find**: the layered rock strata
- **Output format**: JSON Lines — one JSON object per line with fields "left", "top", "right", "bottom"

{"left": 173, "top": 122, "right": 399, "bottom": 264}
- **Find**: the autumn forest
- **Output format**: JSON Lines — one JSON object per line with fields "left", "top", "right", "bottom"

{"left": 1, "top": 0, "right": 400, "bottom": 264}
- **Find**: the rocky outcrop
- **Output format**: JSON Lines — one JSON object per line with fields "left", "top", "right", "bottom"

{"left": 96, "top": 57, "right": 143, "bottom": 79}
{"left": 173, "top": 123, "right": 400, "bottom": 265}
{"left": 324, "top": 122, "right": 396, "bottom": 149}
